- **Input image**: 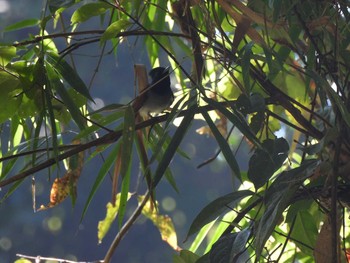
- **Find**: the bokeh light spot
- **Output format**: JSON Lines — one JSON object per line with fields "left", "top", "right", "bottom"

{"left": 161, "top": 196, "right": 176, "bottom": 212}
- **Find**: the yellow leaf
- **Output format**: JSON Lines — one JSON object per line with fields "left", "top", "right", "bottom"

{"left": 139, "top": 196, "right": 180, "bottom": 251}
{"left": 98, "top": 193, "right": 132, "bottom": 243}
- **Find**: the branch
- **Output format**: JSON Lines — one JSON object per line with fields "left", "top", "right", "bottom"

{"left": 12, "top": 30, "right": 190, "bottom": 48}
{"left": 0, "top": 102, "right": 232, "bottom": 187}
{"left": 103, "top": 191, "right": 150, "bottom": 263}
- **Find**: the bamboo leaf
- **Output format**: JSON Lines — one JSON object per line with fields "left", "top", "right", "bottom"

{"left": 202, "top": 110, "right": 241, "bottom": 181}
{"left": 100, "top": 19, "right": 130, "bottom": 44}
{"left": 71, "top": 2, "right": 111, "bottom": 24}
{"left": 185, "top": 190, "right": 254, "bottom": 241}
{"left": 46, "top": 51, "right": 94, "bottom": 102}
{"left": 152, "top": 105, "right": 196, "bottom": 188}
{"left": 81, "top": 143, "right": 120, "bottom": 221}
{"left": 4, "top": 19, "right": 40, "bottom": 32}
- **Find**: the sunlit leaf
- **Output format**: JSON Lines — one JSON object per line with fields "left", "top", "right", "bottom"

{"left": 0, "top": 46, "right": 16, "bottom": 67}
{"left": 140, "top": 196, "right": 179, "bottom": 251}
{"left": 0, "top": 71, "right": 21, "bottom": 123}
{"left": 71, "top": 2, "right": 111, "bottom": 24}
{"left": 98, "top": 192, "right": 132, "bottom": 243}
{"left": 100, "top": 19, "right": 131, "bottom": 44}
{"left": 4, "top": 19, "right": 40, "bottom": 32}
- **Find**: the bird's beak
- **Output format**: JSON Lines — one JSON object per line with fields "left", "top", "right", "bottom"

{"left": 163, "top": 66, "right": 170, "bottom": 73}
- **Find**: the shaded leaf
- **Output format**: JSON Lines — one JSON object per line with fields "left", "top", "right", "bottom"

{"left": 248, "top": 138, "right": 289, "bottom": 189}
{"left": 152, "top": 104, "right": 196, "bottom": 188}
{"left": 49, "top": 0, "right": 76, "bottom": 13}
{"left": 202, "top": 110, "right": 241, "bottom": 181}
{"left": 185, "top": 190, "right": 254, "bottom": 241}
{"left": 81, "top": 143, "right": 120, "bottom": 221}
{"left": 120, "top": 106, "right": 135, "bottom": 179}
{"left": 210, "top": 233, "right": 237, "bottom": 263}
{"left": 242, "top": 42, "right": 253, "bottom": 93}
{"left": 231, "top": 228, "right": 251, "bottom": 262}
{"left": 45, "top": 62, "right": 86, "bottom": 130}
{"left": 117, "top": 106, "right": 135, "bottom": 227}
{"left": 254, "top": 159, "right": 319, "bottom": 258}
{"left": 203, "top": 97, "right": 261, "bottom": 148}
{"left": 46, "top": 51, "right": 93, "bottom": 102}
{"left": 173, "top": 250, "right": 200, "bottom": 263}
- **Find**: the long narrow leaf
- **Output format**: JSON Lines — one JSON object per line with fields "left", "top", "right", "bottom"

{"left": 203, "top": 97, "right": 261, "bottom": 148}
{"left": 118, "top": 106, "right": 135, "bottom": 227}
{"left": 81, "top": 143, "right": 120, "bottom": 221}
{"left": 185, "top": 190, "right": 254, "bottom": 241}
{"left": 46, "top": 51, "right": 93, "bottom": 102}
{"left": 254, "top": 159, "right": 319, "bottom": 258}
{"left": 152, "top": 105, "right": 196, "bottom": 188}
{"left": 202, "top": 110, "right": 241, "bottom": 181}
{"left": 45, "top": 62, "right": 86, "bottom": 131}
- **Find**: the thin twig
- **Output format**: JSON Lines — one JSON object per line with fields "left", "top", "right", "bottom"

{"left": 16, "top": 253, "right": 102, "bottom": 263}
{"left": 103, "top": 190, "right": 150, "bottom": 263}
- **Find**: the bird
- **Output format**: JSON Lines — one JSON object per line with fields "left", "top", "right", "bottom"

{"left": 138, "top": 66, "right": 174, "bottom": 116}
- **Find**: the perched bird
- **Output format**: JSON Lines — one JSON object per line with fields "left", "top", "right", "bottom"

{"left": 138, "top": 67, "right": 174, "bottom": 116}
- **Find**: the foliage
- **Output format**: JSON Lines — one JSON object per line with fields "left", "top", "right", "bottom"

{"left": 1, "top": 0, "right": 350, "bottom": 262}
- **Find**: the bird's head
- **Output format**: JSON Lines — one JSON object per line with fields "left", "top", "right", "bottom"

{"left": 149, "top": 66, "right": 170, "bottom": 84}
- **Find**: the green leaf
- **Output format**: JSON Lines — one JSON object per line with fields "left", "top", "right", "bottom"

{"left": 185, "top": 190, "right": 254, "bottom": 241}
{"left": 209, "top": 233, "right": 237, "bottom": 263}
{"left": 242, "top": 42, "right": 253, "bottom": 93}
{"left": 290, "top": 211, "right": 318, "bottom": 255}
{"left": 120, "top": 106, "right": 135, "bottom": 179}
{"left": 118, "top": 106, "right": 135, "bottom": 227}
{"left": 100, "top": 19, "right": 130, "bottom": 44}
{"left": 71, "top": 2, "right": 111, "bottom": 24}
{"left": 81, "top": 143, "right": 120, "bottom": 221}
{"left": 46, "top": 51, "right": 93, "bottom": 102}
{"left": 152, "top": 104, "right": 196, "bottom": 188}
{"left": 248, "top": 138, "right": 289, "bottom": 189}
{"left": 254, "top": 159, "right": 319, "bottom": 259}
{"left": 308, "top": 70, "right": 350, "bottom": 125}
{"left": 45, "top": 62, "right": 86, "bottom": 131}
{"left": 43, "top": 77, "right": 59, "bottom": 160}
{"left": 202, "top": 110, "right": 241, "bottom": 181}
{"left": 173, "top": 250, "right": 200, "bottom": 263}
{"left": 4, "top": 19, "right": 40, "bottom": 32}
{"left": 49, "top": 0, "right": 76, "bottom": 13}
{"left": 0, "top": 71, "right": 21, "bottom": 123}
{"left": 203, "top": 97, "right": 261, "bottom": 148}
{"left": 0, "top": 46, "right": 16, "bottom": 67}
{"left": 231, "top": 228, "right": 251, "bottom": 261}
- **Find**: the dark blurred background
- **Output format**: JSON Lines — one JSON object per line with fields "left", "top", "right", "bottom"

{"left": 0, "top": 1, "right": 249, "bottom": 262}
